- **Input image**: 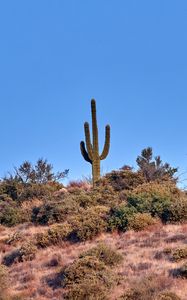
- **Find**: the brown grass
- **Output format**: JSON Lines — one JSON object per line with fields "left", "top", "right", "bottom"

{"left": 0, "top": 223, "right": 187, "bottom": 299}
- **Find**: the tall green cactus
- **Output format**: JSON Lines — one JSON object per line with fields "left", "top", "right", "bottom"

{"left": 80, "top": 99, "right": 110, "bottom": 187}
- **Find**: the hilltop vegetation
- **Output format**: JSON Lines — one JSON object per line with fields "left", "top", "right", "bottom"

{"left": 0, "top": 148, "right": 187, "bottom": 299}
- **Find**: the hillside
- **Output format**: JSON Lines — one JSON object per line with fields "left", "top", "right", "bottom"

{"left": 0, "top": 150, "right": 187, "bottom": 300}
{"left": 0, "top": 222, "right": 187, "bottom": 299}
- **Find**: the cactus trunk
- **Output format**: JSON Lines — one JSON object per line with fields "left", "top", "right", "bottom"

{"left": 80, "top": 99, "right": 110, "bottom": 187}
{"left": 92, "top": 156, "right": 100, "bottom": 185}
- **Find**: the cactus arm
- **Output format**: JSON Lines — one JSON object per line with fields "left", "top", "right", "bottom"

{"left": 84, "top": 122, "right": 93, "bottom": 160}
{"left": 91, "top": 99, "right": 99, "bottom": 153}
{"left": 80, "top": 141, "right": 92, "bottom": 164}
{"left": 100, "top": 125, "right": 110, "bottom": 160}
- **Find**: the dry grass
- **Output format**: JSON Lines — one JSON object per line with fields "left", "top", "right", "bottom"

{"left": 0, "top": 223, "right": 187, "bottom": 299}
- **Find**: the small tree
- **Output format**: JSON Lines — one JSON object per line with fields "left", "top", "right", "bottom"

{"left": 136, "top": 147, "right": 178, "bottom": 182}
{"left": 14, "top": 158, "right": 69, "bottom": 184}
{"left": 0, "top": 159, "right": 69, "bottom": 201}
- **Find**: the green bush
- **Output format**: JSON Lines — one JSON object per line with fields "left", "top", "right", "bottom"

{"left": 36, "top": 222, "right": 72, "bottom": 248}
{"left": 0, "top": 178, "right": 23, "bottom": 201}
{"left": 127, "top": 213, "right": 157, "bottom": 231}
{"left": 162, "top": 197, "right": 187, "bottom": 223}
{"left": 66, "top": 185, "right": 120, "bottom": 208}
{"left": 0, "top": 180, "right": 62, "bottom": 203}
{"left": 107, "top": 204, "right": 137, "bottom": 232}
{"left": 32, "top": 203, "right": 61, "bottom": 225}
{"left": 0, "top": 204, "right": 25, "bottom": 227}
{"left": 34, "top": 202, "right": 109, "bottom": 243}
{"left": 63, "top": 257, "right": 110, "bottom": 286}
{"left": 99, "top": 169, "right": 145, "bottom": 191}
{"left": 127, "top": 182, "right": 181, "bottom": 220}
{"left": 90, "top": 185, "right": 121, "bottom": 207}
{"left": 63, "top": 257, "right": 117, "bottom": 299}
{"left": 63, "top": 243, "right": 122, "bottom": 299}
{"left": 68, "top": 206, "right": 108, "bottom": 241}
{"left": 79, "top": 243, "right": 123, "bottom": 267}
{"left": 18, "top": 183, "right": 53, "bottom": 201}
{"left": 64, "top": 280, "right": 108, "bottom": 300}
{"left": 32, "top": 197, "right": 80, "bottom": 225}
{"left": 65, "top": 190, "right": 96, "bottom": 208}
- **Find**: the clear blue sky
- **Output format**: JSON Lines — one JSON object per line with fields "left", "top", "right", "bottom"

{"left": 0, "top": 1, "right": 187, "bottom": 186}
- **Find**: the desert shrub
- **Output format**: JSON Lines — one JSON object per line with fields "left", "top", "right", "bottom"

{"left": 63, "top": 257, "right": 117, "bottom": 287}
{"left": 18, "top": 183, "right": 53, "bottom": 201}
{"left": 19, "top": 199, "right": 42, "bottom": 224}
{"left": 47, "top": 222, "right": 72, "bottom": 243}
{"left": 99, "top": 169, "right": 145, "bottom": 191}
{"left": 0, "top": 203, "right": 26, "bottom": 227}
{"left": 18, "top": 242, "right": 37, "bottom": 262}
{"left": 63, "top": 253, "right": 118, "bottom": 299}
{"left": 127, "top": 182, "right": 180, "bottom": 220}
{"left": 64, "top": 280, "right": 108, "bottom": 300}
{"left": 65, "top": 190, "right": 95, "bottom": 208}
{"left": 161, "top": 197, "right": 187, "bottom": 223}
{"left": 79, "top": 243, "right": 123, "bottom": 267}
{"left": 156, "top": 291, "right": 181, "bottom": 300}
{"left": 68, "top": 206, "right": 108, "bottom": 241}
{"left": 32, "top": 202, "right": 66, "bottom": 225}
{"left": 127, "top": 213, "right": 157, "bottom": 231}
{"left": 65, "top": 185, "right": 119, "bottom": 208}
{"left": 0, "top": 179, "right": 57, "bottom": 202}
{"left": 91, "top": 185, "right": 121, "bottom": 207}
{"left": 0, "top": 177, "right": 23, "bottom": 201}
{"left": 6, "top": 231, "right": 23, "bottom": 246}
{"left": 32, "top": 197, "right": 80, "bottom": 225}
{"left": 172, "top": 247, "right": 187, "bottom": 262}
{"left": 35, "top": 232, "right": 51, "bottom": 248}
{"left": 108, "top": 204, "right": 137, "bottom": 232}
{"left": 36, "top": 222, "right": 72, "bottom": 248}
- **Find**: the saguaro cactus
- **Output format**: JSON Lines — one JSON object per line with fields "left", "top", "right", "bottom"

{"left": 80, "top": 99, "right": 110, "bottom": 187}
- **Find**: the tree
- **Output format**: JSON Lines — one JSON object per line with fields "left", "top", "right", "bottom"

{"left": 13, "top": 158, "right": 69, "bottom": 184}
{"left": 136, "top": 147, "right": 178, "bottom": 182}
